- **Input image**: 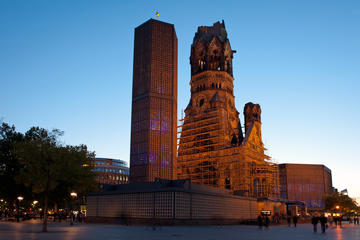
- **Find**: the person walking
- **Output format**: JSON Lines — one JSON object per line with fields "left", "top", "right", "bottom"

{"left": 265, "top": 215, "right": 270, "bottom": 229}
{"left": 320, "top": 214, "right": 327, "bottom": 233}
{"left": 312, "top": 215, "right": 319, "bottom": 233}
{"left": 339, "top": 215, "right": 343, "bottom": 227}
{"left": 293, "top": 215, "right": 298, "bottom": 227}
{"left": 257, "top": 215, "right": 263, "bottom": 229}
{"left": 334, "top": 215, "right": 338, "bottom": 226}
{"left": 287, "top": 215, "right": 291, "bottom": 227}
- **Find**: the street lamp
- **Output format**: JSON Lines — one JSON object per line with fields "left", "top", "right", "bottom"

{"left": 16, "top": 196, "right": 23, "bottom": 222}
{"left": 335, "top": 205, "right": 340, "bottom": 210}
{"left": 32, "top": 200, "right": 39, "bottom": 215}
{"left": 70, "top": 192, "right": 77, "bottom": 225}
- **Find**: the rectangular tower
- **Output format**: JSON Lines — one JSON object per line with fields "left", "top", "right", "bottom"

{"left": 130, "top": 19, "right": 177, "bottom": 182}
{"left": 279, "top": 164, "right": 333, "bottom": 207}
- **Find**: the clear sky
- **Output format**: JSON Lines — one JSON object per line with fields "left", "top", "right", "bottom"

{"left": 1, "top": 0, "right": 359, "bottom": 198}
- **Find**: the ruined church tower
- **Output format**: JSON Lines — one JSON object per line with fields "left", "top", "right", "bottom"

{"left": 177, "top": 21, "right": 244, "bottom": 186}
{"left": 177, "top": 21, "right": 279, "bottom": 198}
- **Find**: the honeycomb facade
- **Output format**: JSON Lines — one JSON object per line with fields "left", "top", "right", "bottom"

{"left": 130, "top": 19, "right": 177, "bottom": 182}
{"left": 86, "top": 179, "right": 258, "bottom": 223}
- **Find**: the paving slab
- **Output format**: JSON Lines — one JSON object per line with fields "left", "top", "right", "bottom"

{"left": 1, "top": 219, "right": 359, "bottom": 240}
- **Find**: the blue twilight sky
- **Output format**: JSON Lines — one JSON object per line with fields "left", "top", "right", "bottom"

{"left": 1, "top": 0, "right": 359, "bottom": 198}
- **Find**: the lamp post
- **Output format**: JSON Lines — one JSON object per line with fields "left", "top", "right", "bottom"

{"left": 16, "top": 196, "right": 24, "bottom": 222}
{"left": 32, "top": 200, "right": 38, "bottom": 217}
{"left": 70, "top": 192, "right": 77, "bottom": 225}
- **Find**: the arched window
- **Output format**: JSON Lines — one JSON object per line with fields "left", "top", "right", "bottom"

{"left": 231, "top": 134, "right": 238, "bottom": 146}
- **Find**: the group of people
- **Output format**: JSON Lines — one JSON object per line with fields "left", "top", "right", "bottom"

{"left": 257, "top": 215, "right": 270, "bottom": 229}
{"left": 256, "top": 212, "right": 360, "bottom": 234}
{"left": 258, "top": 214, "right": 298, "bottom": 229}
{"left": 311, "top": 215, "right": 328, "bottom": 233}
{"left": 286, "top": 215, "right": 298, "bottom": 227}
{"left": 349, "top": 216, "right": 359, "bottom": 225}
{"left": 70, "top": 211, "right": 85, "bottom": 223}
{"left": 353, "top": 216, "right": 360, "bottom": 225}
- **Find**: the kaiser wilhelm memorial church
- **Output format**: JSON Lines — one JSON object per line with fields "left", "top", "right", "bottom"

{"left": 87, "top": 19, "right": 333, "bottom": 224}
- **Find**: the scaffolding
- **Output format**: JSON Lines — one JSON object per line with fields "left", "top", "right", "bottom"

{"left": 178, "top": 109, "right": 226, "bottom": 155}
{"left": 177, "top": 110, "right": 280, "bottom": 199}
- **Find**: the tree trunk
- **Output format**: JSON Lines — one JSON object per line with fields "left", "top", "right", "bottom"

{"left": 42, "top": 194, "right": 48, "bottom": 232}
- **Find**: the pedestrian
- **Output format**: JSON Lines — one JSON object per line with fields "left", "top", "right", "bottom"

{"left": 293, "top": 215, "right": 298, "bottom": 227}
{"left": 334, "top": 215, "right": 338, "bottom": 226}
{"left": 78, "top": 212, "right": 83, "bottom": 223}
{"left": 320, "top": 214, "right": 327, "bottom": 233}
{"left": 265, "top": 215, "right": 270, "bottom": 229}
{"left": 273, "top": 214, "right": 280, "bottom": 224}
{"left": 339, "top": 215, "right": 343, "bottom": 227}
{"left": 287, "top": 215, "right": 291, "bottom": 227}
{"left": 311, "top": 215, "right": 319, "bottom": 233}
{"left": 257, "top": 215, "right": 263, "bottom": 229}
{"left": 81, "top": 212, "right": 84, "bottom": 223}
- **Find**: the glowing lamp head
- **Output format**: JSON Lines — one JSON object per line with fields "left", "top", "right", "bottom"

{"left": 17, "top": 196, "right": 24, "bottom": 201}
{"left": 70, "top": 192, "right": 77, "bottom": 198}
{"left": 335, "top": 205, "right": 340, "bottom": 210}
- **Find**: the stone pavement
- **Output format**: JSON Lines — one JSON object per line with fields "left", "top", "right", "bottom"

{"left": 1, "top": 219, "right": 360, "bottom": 240}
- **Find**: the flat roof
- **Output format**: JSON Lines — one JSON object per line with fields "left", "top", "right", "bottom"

{"left": 88, "top": 179, "right": 256, "bottom": 201}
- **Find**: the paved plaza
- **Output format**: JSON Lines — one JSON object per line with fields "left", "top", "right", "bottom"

{"left": 1, "top": 220, "right": 360, "bottom": 240}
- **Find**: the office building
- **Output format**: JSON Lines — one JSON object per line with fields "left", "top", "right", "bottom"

{"left": 92, "top": 158, "right": 129, "bottom": 185}
{"left": 279, "top": 163, "right": 333, "bottom": 207}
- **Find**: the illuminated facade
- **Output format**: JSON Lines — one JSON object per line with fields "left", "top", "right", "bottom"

{"left": 279, "top": 163, "right": 333, "bottom": 207}
{"left": 87, "top": 179, "right": 258, "bottom": 224}
{"left": 92, "top": 158, "right": 129, "bottom": 184}
{"left": 130, "top": 19, "right": 177, "bottom": 182}
{"left": 177, "top": 21, "right": 279, "bottom": 198}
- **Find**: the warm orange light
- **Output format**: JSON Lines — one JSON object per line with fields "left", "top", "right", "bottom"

{"left": 70, "top": 192, "right": 77, "bottom": 198}
{"left": 17, "top": 196, "right": 24, "bottom": 201}
{"left": 335, "top": 205, "right": 340, "bottom": 210}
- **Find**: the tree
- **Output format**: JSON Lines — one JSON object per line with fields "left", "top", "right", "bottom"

{"left": 16, "top": 127, "right": 96, "bottom": 232}
{"left": 325, "top": 192, "right": 359, "bottom": 213}
{"left": 0, "top": 123, "right": 30, "bottom": 207}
